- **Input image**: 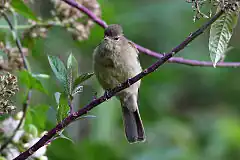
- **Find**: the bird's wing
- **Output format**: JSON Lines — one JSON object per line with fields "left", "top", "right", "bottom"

{"left": 128, "top": 41, "right": 139, "bottom": 54}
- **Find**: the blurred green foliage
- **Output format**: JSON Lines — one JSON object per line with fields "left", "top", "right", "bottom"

{"left": 2, "top": 0, "right": 240, "bottom": 160}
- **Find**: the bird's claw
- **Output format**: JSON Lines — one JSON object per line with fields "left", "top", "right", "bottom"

{"left": 126, "top": 79, "right": 131, "bottom": 87}
{"left": 104, "top": 90, "right": 111, "bottom": 100}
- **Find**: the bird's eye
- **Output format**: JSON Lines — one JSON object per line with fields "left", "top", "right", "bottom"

{"left": 114, "top": 37, "right": 119, "bottom": 41}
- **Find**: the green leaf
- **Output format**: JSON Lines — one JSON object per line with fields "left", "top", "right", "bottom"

{"left": 74, "top": 115, "right": 96, "bottom": 122}
{"left": 0, "top": 156, "right": 7, "bottom": 160}
{"left": 67, "top": 53, "right": 78, "bottom": 96}
{"left": 56, "top": 93, "right": 70, "bottom": 123}
{"left": 54, "top": 92, "right": 61, "bottom": 105}
{"left": 73, "top": 72, "right": 94, "bottom": 90}
{"left": 32, "top": 73, "right": 50, "bottom": 79}
{"left": 59, "top": 133, "right": 74, "bottom": 143}
{"left": 11, "top": 0, "right": 38, "bottom": 21}
{"left": 48, "top": 55, "right": 67, "bottom": 92}
{"left": 18, "top": 70, "right": 48, "bottom": 94}
{"left": 25, "top": 104, "right": 49, "bottom": 131}
{"left": 25, "top": 124, "right": 38, "bottom": 138}
{"left": 67, "top": 54, "right": 78, "bottom": 76}
{"left": 209, "top": 9, "right": 239, "bottom": 67}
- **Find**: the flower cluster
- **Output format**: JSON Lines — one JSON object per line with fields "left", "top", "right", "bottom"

{"left": 0, "top": 112, "right": 48, "bottom": 160}
{"left": 0, "top": 72, "right": 19, "bottom": 114}
{"left": 187, "top": 0, "right": 240, "bottom": 21}
{"left": 0, "top": 0, "right": 11, "bottom": 12}
{"left": 24, "top": 21, "right": 50, "bottom": 39}
{"left": 0, "top": 42, "right": 28, "bottom": 72}
{"left": 52, "top": 0, "right": 101, "bottom": 41}
{"left": 25, "top": 0, "right": 101, "bottom": 41}
{"left": 215, "top": 0, "right": 240, "bottom": 11}
{"left": 186, "top": 0, "right": 211, "bottom": 21}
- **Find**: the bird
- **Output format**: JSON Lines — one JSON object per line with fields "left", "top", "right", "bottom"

{"left": 93, "top": 24, "right": 145, "bottom": 143}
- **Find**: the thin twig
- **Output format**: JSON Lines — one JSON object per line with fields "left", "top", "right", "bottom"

{"left": 1, "top": 12, "right": 28, "bottom": 69}
{"left": 0, "top": 12, "right": 31, "bottom": 153}
{"left": 14, "top": 9, "right": 224, "bottom": 160}
{"left": 62, "top": 0, "right": 240, "bottom": 68}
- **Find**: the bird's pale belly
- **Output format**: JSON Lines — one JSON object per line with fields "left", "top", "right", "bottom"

{"left": 96, "top": 62, "right": 134, "bottom": 90}
{"left": 94, "top": 47, "right": 142, "bottom": 94}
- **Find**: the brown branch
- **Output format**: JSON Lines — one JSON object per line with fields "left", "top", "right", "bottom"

{"left": 14, "top": 8, "right": 224, "bottom": 160}
{"left": 62, "top": 0, "right": 240, "bottom": 68}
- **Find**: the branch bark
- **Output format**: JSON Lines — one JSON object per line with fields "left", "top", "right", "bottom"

{"left": 14, "top": 8, "right": 224, "bottom": 160}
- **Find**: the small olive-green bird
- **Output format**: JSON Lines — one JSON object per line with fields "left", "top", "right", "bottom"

{"left": 93, "top": 24, "right": 145, "bottom": 143}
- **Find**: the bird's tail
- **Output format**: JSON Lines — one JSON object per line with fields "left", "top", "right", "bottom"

{"left": 121, "top": 95, "right": 145, "bottom": 143}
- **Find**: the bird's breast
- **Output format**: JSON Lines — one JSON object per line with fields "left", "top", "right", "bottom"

{"left": 93, "top": 43, "right": 141, "bottom": 90}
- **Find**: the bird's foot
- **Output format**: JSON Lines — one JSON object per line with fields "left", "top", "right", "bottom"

{"left": 104, "top": 89, "right": 112, "bottom": 100}
{"left": 126, "top": 79, "right": 131, "bottom": 87}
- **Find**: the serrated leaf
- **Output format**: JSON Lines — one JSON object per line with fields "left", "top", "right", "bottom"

{"left": 56, "top": 94, "right": 69, "bottom": 123}
{"left": 11, "top": 0, "right": 38, "bottom": 21}
{"left": 18, "top": 70, "right": 48, "bottom": 94}
{"left": 66, "top": 68, "right": 72, "bottom": 96}
{"left": 73, "top": 72, "right": 94, "bottom": 90}
{"left": 67, "top": 54, "right": 78, "bottom": 75}
{"left": 209, "top": 9, "right": 239, "bottom": 67}
{"left": 48, "top": 55, "right": 67, "bottom": 93}
{"left": 67, "top": 54, "right": 78, "bottom": 95}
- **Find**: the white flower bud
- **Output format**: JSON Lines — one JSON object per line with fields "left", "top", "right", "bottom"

{"left": 12, "top": 130, "right": 24, "bottom": 143}
{"left": 15, "top": 111, "right": 23, "bottom": 120}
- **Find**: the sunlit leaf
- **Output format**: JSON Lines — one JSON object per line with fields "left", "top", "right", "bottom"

{"left": 73, "top": 72, "right": 94, "bottom": 90}
{"left": 54, "top": 92, "right": 61, "bottom": 105}
{"left": 18, "top": 70, "right": 48, "bottom": 94}
{"left": 67, "top": 53, "right": 78, "bottom": 96}
{"left": 209, "top": 9, "right": 239, "bottom": 67}
{"left": 48, "top": 55, "right": 67, "bottom": 93}
{"left": 56, "top": 93, "right": 69, "bottom": 123}
{"left": 32, "top": 73, "right": 50, "bottom": 79}
{"left": 11, "top": 0, "right": 38, "bottom": 21}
